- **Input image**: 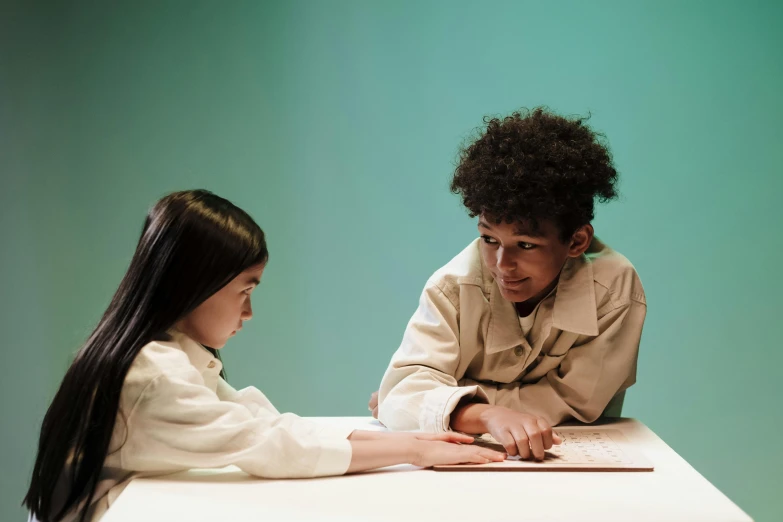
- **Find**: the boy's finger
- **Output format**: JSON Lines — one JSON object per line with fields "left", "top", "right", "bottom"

{"left": 537, "top": 418, "right": 554, "bottom": 450}
{"left": 494, "top": 430, "right": 519, "bottom": 457}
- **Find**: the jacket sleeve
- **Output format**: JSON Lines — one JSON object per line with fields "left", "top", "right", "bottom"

{"left": 378, "top": 281, "right": 488, "bottom": 432}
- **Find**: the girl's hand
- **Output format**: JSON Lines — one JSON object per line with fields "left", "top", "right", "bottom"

{"left": 348, "top": 430, "right": 473, "bottom": 445}
{"left": 410, "top": 431, "right": 475, "bottom": 444}
{"left": 410, "top": 439, "right": 506, "bottom": 467}
{"left": 345, "top": 429, "right": 505, "bottom": 473}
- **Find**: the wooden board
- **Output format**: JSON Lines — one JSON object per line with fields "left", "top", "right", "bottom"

{"left": 434, "top": 428, "right": 654, "bottom": 472}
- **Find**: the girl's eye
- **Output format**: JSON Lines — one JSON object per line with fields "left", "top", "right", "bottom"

{"left": 518, "top": 242, "right": 536, "bottom": 250}
{"left": 243, "top": 288, "right": 254, "bottom": 295}
{"left": 481, "top": 235, "right": 498, "bottom": 245}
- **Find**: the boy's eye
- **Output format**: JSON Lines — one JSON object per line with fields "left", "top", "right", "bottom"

{"left": 518, "top": 242, "right": 536, "bottom": 250}
{"left": 480, "top": 235, "right": 498, "bottom": 245}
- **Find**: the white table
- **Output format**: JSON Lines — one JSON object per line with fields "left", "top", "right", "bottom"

{"left": 102, "top": 417, "right": 752, "bottom": 522}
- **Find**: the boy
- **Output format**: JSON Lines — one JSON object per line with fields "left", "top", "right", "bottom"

{"left": 371, "top": 108, "right": 646, "bottom": 461}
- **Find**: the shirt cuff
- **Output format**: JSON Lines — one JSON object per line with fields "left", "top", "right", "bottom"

{"left": 311, "top": 437, "right": 353, "bottom": 477}
{"left": 420, "top": 385, "right": 489, "bottom": 433}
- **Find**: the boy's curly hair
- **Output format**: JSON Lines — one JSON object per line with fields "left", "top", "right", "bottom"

{"left": 451, "top": 107, "right": 619, "bottom": 241}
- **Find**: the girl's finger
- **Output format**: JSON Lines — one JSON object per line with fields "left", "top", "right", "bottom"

{"left": 479, "top": 448, "right": 506, "bottom": 461}
{"left": 440, "top": 432, "right": 475, "bottom": 443}
{"left": 418, "top": 432, "right": 474, "bottom": 444}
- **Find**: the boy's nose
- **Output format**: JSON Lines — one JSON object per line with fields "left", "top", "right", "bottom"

{"left": 497, "top": 247, "right": 516, "bottom": 270}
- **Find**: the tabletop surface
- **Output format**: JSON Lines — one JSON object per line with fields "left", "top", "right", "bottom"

{"left": 102, "top": 417, "right": 752, "bottom": 522}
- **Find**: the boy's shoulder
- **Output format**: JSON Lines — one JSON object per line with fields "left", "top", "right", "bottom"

{"left": 586, "top": 238, "right": 646, "bottom": 306}
{"left": 428, "top": 239, "right": 487, "bottom": 300}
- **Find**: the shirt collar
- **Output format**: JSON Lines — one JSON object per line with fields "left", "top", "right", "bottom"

{"left": 167, "top": 328, "right": 223, "bottom": 373}
{"left": 483, "top": 253, "right": 599, "bottom": 355}
{"left": 551, "top": 254, "right": 599, "bottom": 336}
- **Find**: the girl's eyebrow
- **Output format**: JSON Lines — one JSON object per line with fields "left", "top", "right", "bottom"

{"left": 246, "top": 277, "right": 261, "bottom": 286}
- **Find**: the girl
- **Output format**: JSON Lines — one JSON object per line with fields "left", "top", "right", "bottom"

{"left": 24, "top": 190, "right": 505, "bottom": 522}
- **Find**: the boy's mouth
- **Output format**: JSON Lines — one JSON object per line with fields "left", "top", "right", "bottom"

{"left": 499, "top": 277, "right": 528, "bottom": 288}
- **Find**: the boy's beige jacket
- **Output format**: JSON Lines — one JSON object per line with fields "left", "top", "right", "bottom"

{"left": 378, "top": 238, "right": 646, "bottom": 431}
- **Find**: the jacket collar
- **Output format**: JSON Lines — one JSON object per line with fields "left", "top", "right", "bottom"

{"left": 479, "top": 253, "right": 599, "bottom": 355}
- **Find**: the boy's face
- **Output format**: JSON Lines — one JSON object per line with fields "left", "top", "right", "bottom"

{"left": 478, "top": 215, "right": 592, "bottom": 304}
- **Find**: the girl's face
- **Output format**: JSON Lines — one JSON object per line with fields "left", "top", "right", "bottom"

{"left": 176, "top": 263, "right": 265, "bottom": 348}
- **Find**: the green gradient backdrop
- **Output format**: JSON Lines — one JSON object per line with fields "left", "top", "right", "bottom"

{"left": 2, "top": 1, "right": 781, "bottom": 520}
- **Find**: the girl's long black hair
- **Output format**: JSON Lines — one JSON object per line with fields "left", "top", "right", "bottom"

{"left": 23, "top": 190, "right": 268, "bottom": 521}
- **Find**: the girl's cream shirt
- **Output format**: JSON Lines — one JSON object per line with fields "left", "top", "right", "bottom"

{"left": 60, "top": 329, "right": 353, "bottom": 521}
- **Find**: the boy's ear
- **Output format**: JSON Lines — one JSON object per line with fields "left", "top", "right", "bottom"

{"left": 568, "top": 224, "right": 594, "bottom": 257}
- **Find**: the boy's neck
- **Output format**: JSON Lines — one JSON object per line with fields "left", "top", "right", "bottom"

{"left": 514, "top": 277, "right": 559, "bottom": 317}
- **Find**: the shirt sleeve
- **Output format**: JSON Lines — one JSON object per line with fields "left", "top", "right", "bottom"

{"left": 378, "top": 281, "right": 488, "bottom": 433}
{"left": 120, "top": 368, "right": 353, "bottom": 478}
{"left": 491, "top": 299, "right": 646, "bottom": 425}
{"left": 215, "top": 377, "right": 355, "bottom": 441}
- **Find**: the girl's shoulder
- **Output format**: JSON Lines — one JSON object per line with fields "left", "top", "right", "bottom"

{"left": 122, "top": 338, "right": 195, "bottom": 401}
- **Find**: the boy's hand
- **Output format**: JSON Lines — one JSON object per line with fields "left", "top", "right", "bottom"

{"left": 479, "top": 406, "right": 562, "bottom": 460}
{"left": 368, "top": 391, "right": 379, "bottom": 419}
